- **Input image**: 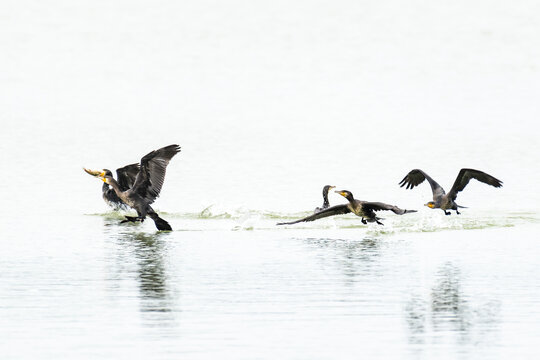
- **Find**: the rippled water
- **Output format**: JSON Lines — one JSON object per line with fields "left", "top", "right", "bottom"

{"left": 2, "top": 211, "right": 540, "bottom": 359}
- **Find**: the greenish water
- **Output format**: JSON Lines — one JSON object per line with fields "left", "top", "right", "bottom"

{"left": 91, "top": 208, "right": 540, "bottom": 233}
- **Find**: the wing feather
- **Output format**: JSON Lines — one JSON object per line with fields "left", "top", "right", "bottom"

{"left": 362, "top": 202, "right": 417, "bottom": 215}
{"left": 116, "top": 163, "right": 140, "bottom": 191}
{"left": 448, "top": 168, "right": 503, "bottom": 200}
{"left": 399, "top": 169, "right": 445, "bottom": 200}
{"left": 277, "top": 204, "right": 351, "bottom": 225}
{"left": 131, "top": 144, "right": 181, "bottom": 204}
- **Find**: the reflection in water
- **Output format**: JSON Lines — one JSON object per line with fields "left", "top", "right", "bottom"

{"left": 430, "top": 263, "right": 471, "bottom": 346}
{"left": 405, "top": 262, "right": 501, "bottom": 346}
{"left": 129, "top": 232, "right": 171, "bottom": 310}
{"left": 105, "top": 222, "right": 178, "bottom": 327}
{"left": 302, "top": 237, "right": 382, "bottom": 283}
{"left": 430, "top": 263, "right": 466, "bottom": 328}
{"left": 405, "top": 295, "right": 427, "bottom": 340}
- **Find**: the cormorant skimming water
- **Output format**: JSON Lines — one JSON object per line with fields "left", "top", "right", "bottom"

{"left": 84, "top": 144, "right": 181, "bottom": 230}
{"left": 399, "top": 168, "right": 502, "bottom": 215}
{"left": 278, "top": 190, "right": 416, "bottom": 226}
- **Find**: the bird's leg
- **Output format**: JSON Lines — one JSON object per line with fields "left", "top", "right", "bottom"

{"left": 456, "top": 209, "right": 461, "bottom": 215}
{"left": 136, "top": 210, "right": 146, "bottom": 223}
{"left": 444, "top": 210, "right": 451, "bottom": 215}
{"left": 121, "top": 216, "right": 140, "bottom": 223}
{"left": 376, "top": 220, "right": 384, "bottom": 225}
{"left": 361, "top": 218, "right": 367, "bottom": 224}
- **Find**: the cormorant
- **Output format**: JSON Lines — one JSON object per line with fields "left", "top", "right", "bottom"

{"left": 84, "top": 144, "right": 181, "bottom": 230}
{"left": 399, "top": 168, "right": 502, "bottom": 215}
{"left": 314, "top": 185, "right": 335, "bottom": 213}
{"left": 277, "top": 190, "right": 416, "bottom": 226}
{"left": 85, "top": 164, "right": 140, "bottom": 210}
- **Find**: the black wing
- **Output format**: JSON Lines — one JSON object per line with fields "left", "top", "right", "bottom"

{"left": 277, "top": 204, "right": 351, "bottom": 225}
{"left": 448, "top": 168, "right": 503, "bottom": 200}
{"left": 399, "top": 169, "right": 445, "bottom": 200}
{"left": 131, "top": 144, "right": 181, "bottom": 204}
{"left": 362, "top": 202, "right": 417, "bottom": 215}
{"left": 116, "top": 163, "right": 140, "bottom": 191}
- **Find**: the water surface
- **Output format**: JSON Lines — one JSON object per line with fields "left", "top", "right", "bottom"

{"left": 2, "top": 212, "right": 540, "bottom": 359}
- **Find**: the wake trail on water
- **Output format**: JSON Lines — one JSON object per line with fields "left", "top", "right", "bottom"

{"left": 85, "top": 205, "right": 540, "bottom": 235}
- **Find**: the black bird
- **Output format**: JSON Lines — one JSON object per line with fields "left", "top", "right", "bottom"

{"left": 399, "top": 168, "right": 502, "bottom": 215}
{"left": 314, "top": 185, "right": 336, "bottom": 213}
{"left": 84, "top": 144, "right": 181, "bottom": 230}
{"left": 92, "top": 164, "right": 140, "bottom": 210}
{"left": 277, "top": 190, "right": 416, "bottom": 226}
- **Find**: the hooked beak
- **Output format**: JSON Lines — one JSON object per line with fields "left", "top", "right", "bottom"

{"left": 334, "top": 190, "right": 347, "bottom": 197}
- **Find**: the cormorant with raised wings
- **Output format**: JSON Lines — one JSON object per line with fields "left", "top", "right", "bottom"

{"left": 84, "top": 144, "right": 181, "bottom": 230}
{"left": 399, "top": 168, "right": 502, "bottom": 215}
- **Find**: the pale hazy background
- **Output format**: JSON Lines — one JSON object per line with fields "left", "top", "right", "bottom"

{"left": 1, "top": 0, "right": 539, "bottom": 216}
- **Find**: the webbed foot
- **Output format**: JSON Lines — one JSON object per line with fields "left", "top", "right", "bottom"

{"left": 456, "top": 210, "right": 461, "bottom": 215}
{"left": 361, "top": 218, "right": 367, "bottom": 224}
{"left": 444, "top": 211, "right": 451, "bottom": 215}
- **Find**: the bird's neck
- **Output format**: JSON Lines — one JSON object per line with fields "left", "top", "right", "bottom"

{"left": 344, "top": 194, "right": 355, "bottom": 203}
{"left": 106, "top": 178, "right": 122, "bottom": 195}
{"left": 322, "top": 190, "right": 330, "bottom": 208}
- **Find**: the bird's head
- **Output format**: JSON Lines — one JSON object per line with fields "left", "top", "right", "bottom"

{"left": 83, "top": 168, "right": 112, "bottom": 183}
{"left": 335, "top": 190, "right": 354, "bottom": 201}
{"left": 323, "top": 185, "right": 336, "bottom": 193}
{"left": 424, "top": 201, "right": 435, "bottom": 209}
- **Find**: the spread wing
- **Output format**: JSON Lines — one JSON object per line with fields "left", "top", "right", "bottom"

{"left": 362, "top": 202, "right": 417, "bottom": 215}
{"left": 448, "top": 168, "right": 503, "bottom": 200}
{"left": 399, "top": 169, "right": 445, "bottom": 200}
{"left": 131, "top": 144, "right": 181, "bottom": 204}
{"left": 277, "top": 204, "right": 351, "bottom": 225}
{"left": 116, "top": 163, "right": 140, "bottom": 191}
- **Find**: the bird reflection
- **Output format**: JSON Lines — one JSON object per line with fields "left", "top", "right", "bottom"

{"left": 405, "top": 295, "right": 427, "bottom": 339}
{"left": 302, "top": 237, "right": 382, "bottom": 283}
{"left": 107, "top": 226, "right": 178, "bottom": 326}
{"left": 130, "top": 232, "right": 170, "bottom": 304}
{"left": 430, "top": 262, "right": 468, "bottom": 332}
{"left": 405, "top": 262, "right": 500, "bottom": 346}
